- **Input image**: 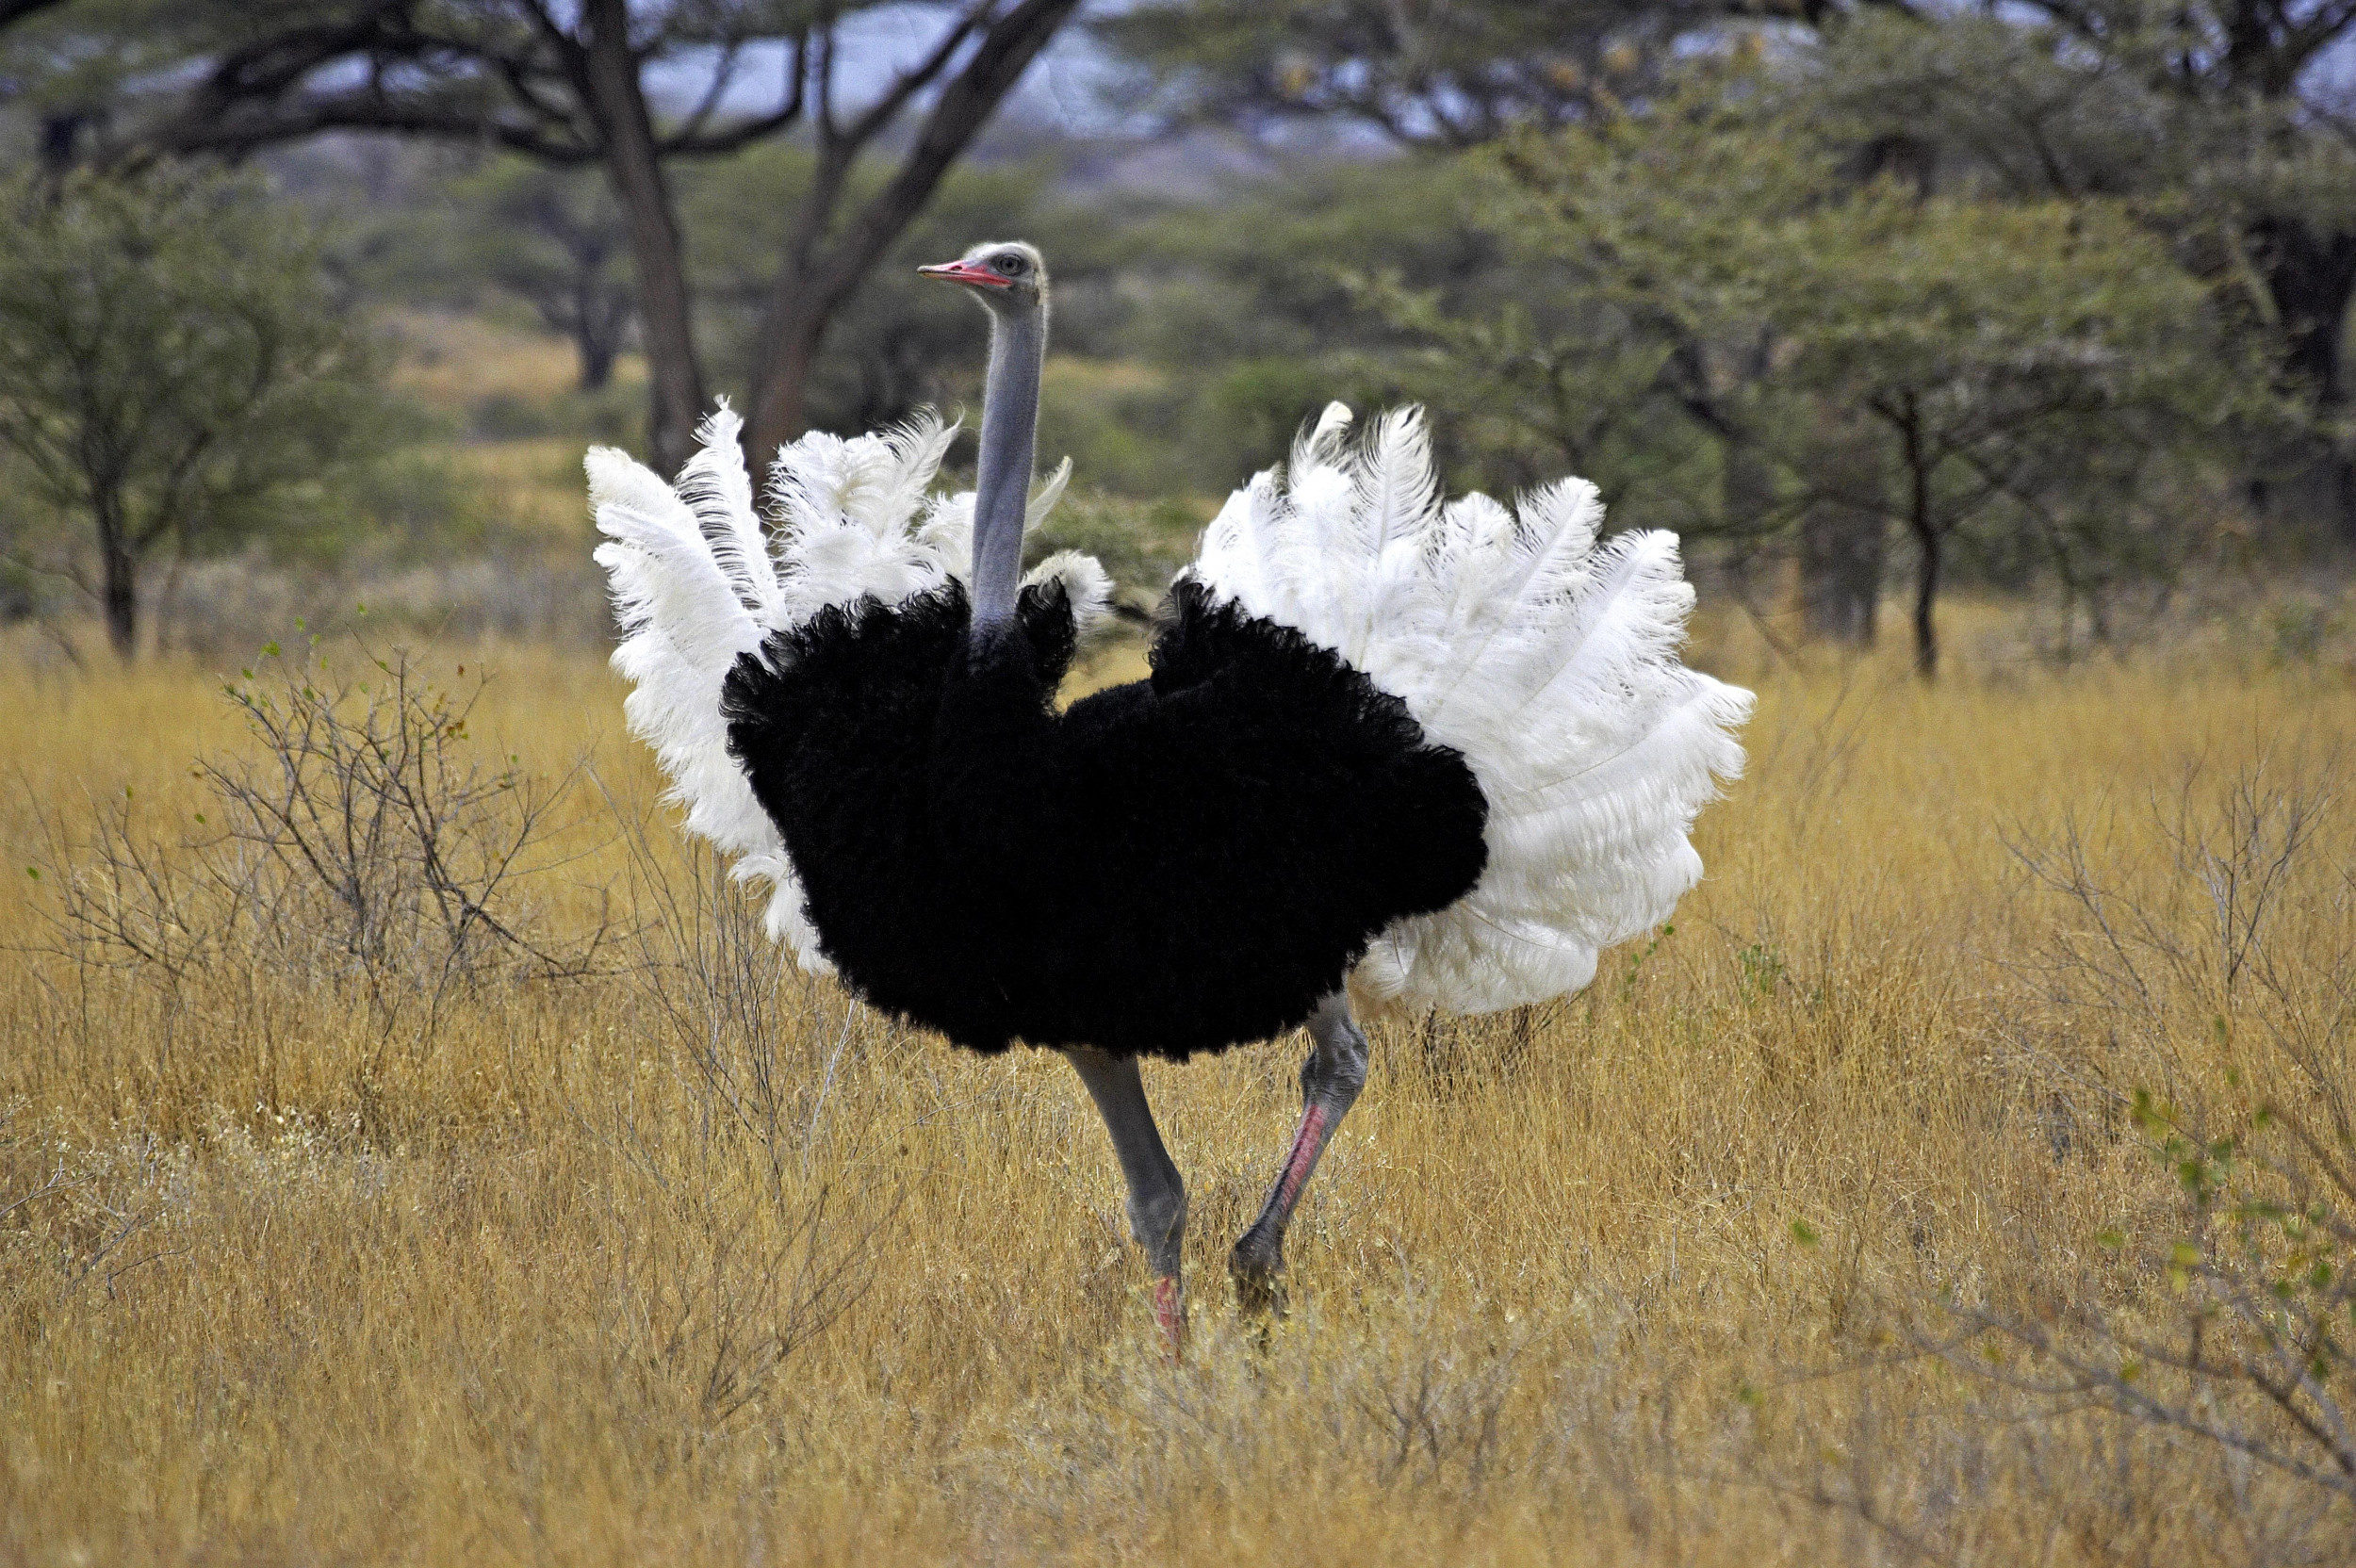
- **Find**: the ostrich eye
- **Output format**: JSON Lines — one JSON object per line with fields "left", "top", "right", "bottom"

{"left": 994, "top": 254, "right": 1023, "bottom": 275}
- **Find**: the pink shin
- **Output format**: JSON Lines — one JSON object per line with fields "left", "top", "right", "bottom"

{"left": 1152, "top": 1274, "right": 1185, "bottom": 1354}
{"left": 1273, "top": 1102, "right": 1332, "bottom": 1217}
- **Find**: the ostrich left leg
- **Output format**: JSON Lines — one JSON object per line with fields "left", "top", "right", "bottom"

{"left": 1065, "top": 1046, "right": 1189, "bottom": 1356}
{"left": 1230, "top": 991, "right": 1369, "bottom": 1313}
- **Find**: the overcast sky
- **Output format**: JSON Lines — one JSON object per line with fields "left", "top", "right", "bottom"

{"left": 645, "top": 5, "right": 1135, "bottom": 142}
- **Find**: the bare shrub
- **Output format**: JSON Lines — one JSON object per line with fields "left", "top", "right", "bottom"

{"left": 1957, "top": 749, "right": 2356, "bottom": 1513}
{"left": 30, "top": 639, "right": 614, "bottom": 1035}
{"left": 611, "top": 808, "right": 854, "bottom": 1179}
{"left": 581, "top": 806, "right": 900, "bottom": 1440}
{"left": 588, "top": 1123, "right": 875, "bottom": 1437}
{"left": 2004, "top": 753, "right": 2340, "bottom": 1050}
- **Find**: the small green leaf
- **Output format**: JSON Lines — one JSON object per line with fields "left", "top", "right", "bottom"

{"left": 261, "top": 640, "right": 280, "bottom": 657}
{"left": 1791, "top": 1219, "right": 1820, "bottom": 1249}
{"left": 25, "top": 866, "right": 39, "bottom": 881}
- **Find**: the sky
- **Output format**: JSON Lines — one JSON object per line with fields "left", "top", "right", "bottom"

{"left": 645, "top": 4, "right": 1139, "bottom": 142}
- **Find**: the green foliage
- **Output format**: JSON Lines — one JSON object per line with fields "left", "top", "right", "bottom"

{"left": 2044, "top": 1084, "right": 2356, "bottom": 1494}
{"left": 1361, "top": 59, "right": 2283, "bottom": 668}
{"left": 1024, "top": 489, "right": 1204, "bottom": 598}
{"left": 1058, "top": 155, "right": 1509, "bottom": 495}
{"left": 446, "top": 159, "right": 635, "bottom": 392}
{"left": 0, "top": 169, "right": 405, "bottom": 650}
{"left": 677, "top": 146, "right": 1056, "bottom": 437}
{"left": 1096, "top": 0, "right": 1691, "bottom": 147}
{"left": 673, "top": 146, "right": 1486, "bottom": 496}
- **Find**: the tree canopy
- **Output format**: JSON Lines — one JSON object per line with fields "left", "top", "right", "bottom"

{"left": 0, "top": 170, "right": 392, "bottom": 655}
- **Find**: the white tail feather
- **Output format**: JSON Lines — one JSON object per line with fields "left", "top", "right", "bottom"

{"left": 593, "top": 412, "right": 1106, "bottom": 970}
{"left": 1191, "top": 403, "right": 1753, "bottom": 1016}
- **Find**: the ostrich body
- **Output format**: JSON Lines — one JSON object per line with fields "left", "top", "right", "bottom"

{"left": 590, "top": 242, "right": 1752, "bottom": 1348}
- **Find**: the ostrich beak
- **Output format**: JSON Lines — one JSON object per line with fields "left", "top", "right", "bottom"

{"left": 918, "top": 258, "right": 1012, "bottom": 289}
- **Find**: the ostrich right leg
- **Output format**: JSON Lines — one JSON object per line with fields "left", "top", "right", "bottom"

{"left": 1230, "top": 992, "right": 1369, "bottom": 1314}
{"left": 1065, "top": 1047, "right": 1189, "bottom": 1356}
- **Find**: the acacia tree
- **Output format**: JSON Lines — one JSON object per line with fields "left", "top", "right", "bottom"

{"left": 15, "top": 0, "right": 1086, "bottom": 475}
{"left": 1812, "top": 8, "right": 2356, "bottom": 541}
{"left": 455, "top": 159, "right": 636, "bottom": 391}
{"left": 1095, "top": 0, "right": 1721, "bottom": 147}
{"left": 1096, "top": 3, "right": 1882, "bottom": 629}
{"left": 0, "top": 172, "right": 387, "bottom": 656}
{"left": 1761, "top": 197, "right": 2257, "bottom": 675}
{"left": 1374, "top": 74, "right": 2265, "bottom": 674}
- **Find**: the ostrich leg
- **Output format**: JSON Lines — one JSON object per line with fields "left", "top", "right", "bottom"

{"left": 1065, "top": 1047, "right": 1189, "bottom": 1356}
{"left": 1230, "top": 992, "right": 1369, "bottom": 1314}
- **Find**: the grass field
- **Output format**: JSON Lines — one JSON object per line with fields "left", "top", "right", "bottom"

{"left": 4, "top": 607, "right": 2355, "bottom": 1564}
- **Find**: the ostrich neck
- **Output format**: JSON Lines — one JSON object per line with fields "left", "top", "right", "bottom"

{"left": 970, "top": 303, "right": 1045, "bottom": 635}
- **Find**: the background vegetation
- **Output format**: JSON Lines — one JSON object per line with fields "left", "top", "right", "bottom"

{"left": 0, "top": 0, "right": 2349, "bottom": 667}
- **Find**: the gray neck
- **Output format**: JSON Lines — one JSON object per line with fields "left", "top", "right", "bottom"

{"left": 970, "top": 302, "right": 1045, "bottom": 635}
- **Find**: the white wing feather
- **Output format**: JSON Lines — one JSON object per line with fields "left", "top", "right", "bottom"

{"left": 591, "top": 402, "right": 1106, "bottom": 969}
{"left": 1192, "top": 402, "right": 1752, "bottom": 1016}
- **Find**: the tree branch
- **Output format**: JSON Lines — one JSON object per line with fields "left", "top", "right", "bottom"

{"left": 0, "top": 0, "right": 72, "bottom": 30}
{"left": 842, "top": 0, "right": 996, "bottom": 153}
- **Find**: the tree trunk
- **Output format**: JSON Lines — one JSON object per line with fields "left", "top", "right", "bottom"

{"left": 577, "top": 331, "right": 617, "bottom": 392}
{"left": 746, "top": 286, "right": 830, "bottom": 470}
{"left": 1796, "top": 409, "right": 1885, "bottom": 645}
{"left": 573, "top": 274, "right": 620, "bottom": 392}
{"left": 581, "top": 0, "right": 705, "bottom": 475}
{"left": 1899, "top": 396, "right": 1939, "bottom": 678}
{"left": 1911, "top": 514, "right": 1940, "bottom": 678}
{"left": 2250, "top": 215, "right": 2356, "bottom": 545}
{"left": 1721, "top": 436, "right": 1775, "bottom": 532}
{"left": 1799, "top": 504, "right": 1886, "bottom": 645}
{"left": 95, "top": 494, "right": 138, "bottom": 659}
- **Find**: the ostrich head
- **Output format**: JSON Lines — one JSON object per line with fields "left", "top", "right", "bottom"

{"left": 918, "top": 241, "right": 1050, "bottom": 634}
{"left": 917, "top": 240, "right": 1049, "bottom": 318}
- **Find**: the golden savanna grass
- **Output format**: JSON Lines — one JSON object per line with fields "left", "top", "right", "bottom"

{"left": 3, "top": 609, "right": 2354, "bottom": 1565}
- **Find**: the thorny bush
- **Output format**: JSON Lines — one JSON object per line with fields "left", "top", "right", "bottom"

{"left": 29, "top": 639, "right": 614, "bottom": 1033}
{"left": 1966, "top": 750, "right": 2356, "bottom": 1506}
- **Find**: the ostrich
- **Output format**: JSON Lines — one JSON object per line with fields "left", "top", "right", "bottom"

{"left": 589, "top": 241, "right": 1751, "bottom": 1349}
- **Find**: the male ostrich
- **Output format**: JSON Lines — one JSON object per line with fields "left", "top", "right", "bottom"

{"left": 589, "top": 241, "right": 1751, "bottom": 1348}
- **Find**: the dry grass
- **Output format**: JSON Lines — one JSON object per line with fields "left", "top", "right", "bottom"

{"left": 386, "top": 311, "right": 643, "bottom": 414}
{"left": 4, "top": 611, "right": 2355, "bottom": 1565}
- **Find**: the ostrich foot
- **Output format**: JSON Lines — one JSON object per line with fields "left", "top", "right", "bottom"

{"left": 1064, "top": 1048, "right": 1190, "bottom": 1364}
{"left": 1228, "top": 1239, "right": 1286, "bottom": 1317}
{"left": 1231, "top": 994, "right": 1367, "bottom": 1317}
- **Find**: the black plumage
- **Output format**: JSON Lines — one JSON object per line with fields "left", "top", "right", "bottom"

{"left": 721, "top": 576, "right": 1489, "bottom": 1059}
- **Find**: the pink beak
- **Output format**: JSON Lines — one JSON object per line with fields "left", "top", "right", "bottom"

{"left": 918, "top": 257, "right": 1012, "bottom": 289}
